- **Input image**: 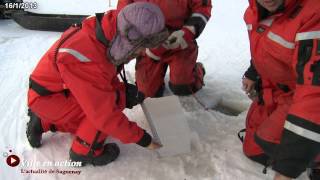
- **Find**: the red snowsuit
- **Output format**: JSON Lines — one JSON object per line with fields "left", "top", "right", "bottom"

{"left": 28, "top": 11, "right": 147, "bottom": 156}
{"left": 117, "top": 0, "right": 212, "bottom": 97}
{"left": 243, "top": 0, "right": 320, "bottom": 177}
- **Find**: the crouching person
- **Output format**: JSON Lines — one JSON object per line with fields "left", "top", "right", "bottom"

{"left": 241, "top": 0, "right": 320, "bottom": 179}
{"left": 117, "top": 0, "right": 212, "bottom": 97}
{"left": 26, "top": 2, "right": 168, "bottom": 166}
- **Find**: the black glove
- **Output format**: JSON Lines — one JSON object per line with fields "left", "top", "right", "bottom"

{"left": 125, "top": 83, "right": 145, "bottom": 109}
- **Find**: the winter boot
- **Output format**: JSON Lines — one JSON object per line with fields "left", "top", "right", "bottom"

{"left": 193, "top": 62, "right": 206, "bottom": 91}
{"left": 70, "top": 143, "right": 120, "bottom": 166}
{"left": 26, "top": 110, "right": 44, "bottom": 148}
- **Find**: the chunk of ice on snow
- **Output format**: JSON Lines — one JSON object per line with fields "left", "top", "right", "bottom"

{"left": 141, "top": 96, "right": 191, "bottom": 157}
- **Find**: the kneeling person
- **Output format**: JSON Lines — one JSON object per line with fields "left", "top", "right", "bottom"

{"left": 26, "top": 2, "right": 168, "bottom": 166}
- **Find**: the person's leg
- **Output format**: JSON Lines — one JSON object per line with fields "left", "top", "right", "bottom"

{"left": 272, "top": 128, "right": 320, "bottom": 179}
{"left": 167, "top": 42, "right": 205, "bottom": 95}
{"left": 254, "top": 101, "right": 291, "bottom": 156}
{"left": 135, "top": 55, "right": 167, "bottom": 97}
{"left": 254, "top": 89, "right": 292, "bottom": 158}
{"left": 70, "top": 117, "right": 120, "bottom": 166}
{"left": 71, "top": 117, "right": 107, "bottom": 156}
{"left": 28, "top": 92, "right": 119, "bottom": 165}
{"left": 27, "top": 93, "right": 87, "bottom": 147}
{"left": 30, "top": 93, "right": 87, "bottom": 132}
{"left": 243, "top": 100, "right": 270, "bottom": 165}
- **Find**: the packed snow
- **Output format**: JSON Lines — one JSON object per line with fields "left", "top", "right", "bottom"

{"left": 0, "top": 0, "right": 309, "bottom": 179}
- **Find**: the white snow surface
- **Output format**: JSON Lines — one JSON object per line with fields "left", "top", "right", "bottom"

{"left": 0, "top": 0, "right": 308, "bottom": 180}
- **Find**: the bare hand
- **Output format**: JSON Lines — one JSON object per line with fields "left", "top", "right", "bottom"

{"left": 147, "top": 141, "right": 162, "bottom": 150}
{"left": 242, "top": 77, "right": 255, "bottom": 94}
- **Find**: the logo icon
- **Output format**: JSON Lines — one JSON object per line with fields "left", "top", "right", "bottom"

{"left": 6, "top": 155, "right": 20, "bottom": 167}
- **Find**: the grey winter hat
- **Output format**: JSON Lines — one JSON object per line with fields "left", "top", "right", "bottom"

{"left": 109, "top": 2, "right": 168, "bottom": 66}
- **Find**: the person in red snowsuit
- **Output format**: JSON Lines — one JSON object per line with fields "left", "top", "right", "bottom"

{"left": 26, "top": 2, "right": 169, "bottom": 166}
{"left": 117, "top": 0, "right": 212, "bottom": 97}
{"left": 241, "top": 0, "right": 320, "bottom": 179}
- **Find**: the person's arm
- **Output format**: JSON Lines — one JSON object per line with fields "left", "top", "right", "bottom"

{"left": 185, "top": 0, "right": 212, "bottom": 38}
{"left": 273, "top": 12, "right": 320, "bottom": 178}
{"left": 244, "top": 59, "right": 258, "bottom": 81}
{"left": 284, "top": 12, "right": 320, "bottom": 143}
{"left": 164, "top": 0, "right": 212, "bottom": 50}
{"left": 242, "top": 60, "right": 258, "bottom": 96}
{"left": 56, "top": 47, "right": 151, "bottom": 147}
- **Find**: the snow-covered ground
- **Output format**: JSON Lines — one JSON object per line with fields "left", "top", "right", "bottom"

{"left": 0, "top": 0, "right": 308, "bottom": 180}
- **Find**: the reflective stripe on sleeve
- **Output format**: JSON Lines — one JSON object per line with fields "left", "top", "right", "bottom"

{"left": 267, "top": 31, "right": 295, "bottom": 49}
{"left": 191, "top": 13, "right": 208, "bottom": 24}
{"left": 58, "top": 48, "right": 92, "bottom": 62}
{"left": 296, "top": 31, "right": 320, "bottom": 41}
{"left": 146, "top": 48, "right": 160, "bottom": 61}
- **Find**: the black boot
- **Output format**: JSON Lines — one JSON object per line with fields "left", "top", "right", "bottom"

{"left": 69, "top": 143, "right": 120, "bottom": 166}
{"left": 26, "top": 110, "right": 44, "bottom": 148}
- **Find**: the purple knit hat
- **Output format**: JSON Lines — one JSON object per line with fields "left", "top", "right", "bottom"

{"left": 108, "top": 2, "right": 168, "bottom": 65}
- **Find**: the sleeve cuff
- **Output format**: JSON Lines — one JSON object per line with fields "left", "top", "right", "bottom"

{"left": 244, "top": 60, "right": 258, "bottom": 81}
{"left": 136, "top": 130, "right": 152, "bottom": 147}
{"left": 244, "top": 70, "right": 258, "bottom": 81}
{"left": 185, "top": 13, "right": 209, "bottom": 38}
